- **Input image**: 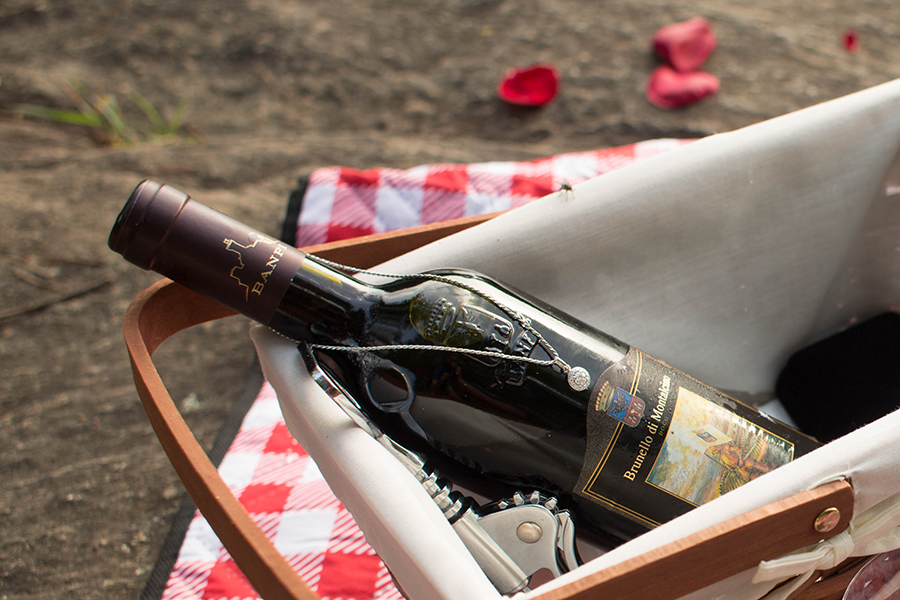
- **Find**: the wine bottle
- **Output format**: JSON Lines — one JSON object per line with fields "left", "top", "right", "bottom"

{"left": 109, "top": 180, "right": 820, "bottom": 546}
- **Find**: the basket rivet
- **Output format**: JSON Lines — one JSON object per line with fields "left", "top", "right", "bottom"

{"left": 814, "top": 507, "right": 841, "bottom": 533}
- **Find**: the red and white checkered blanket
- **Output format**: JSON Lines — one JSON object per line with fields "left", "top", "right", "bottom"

{"left": 161, "top": 139, "right": 690, "bottom": 600}
{"left": 291, "top": 139, "right": 687, "bottom": 247}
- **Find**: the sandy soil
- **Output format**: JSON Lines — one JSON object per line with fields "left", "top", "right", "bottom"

{"left": 1, "top": 1, "right": 899, "bottom": 598}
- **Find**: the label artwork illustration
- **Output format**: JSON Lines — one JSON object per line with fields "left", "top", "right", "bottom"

{"left": 576, "top": 348, "right": 795, "bottom": 527}
{"left": 646, "top": 387, "right": 793, "bottom": 505}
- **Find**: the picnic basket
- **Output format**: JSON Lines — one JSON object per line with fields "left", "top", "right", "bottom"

{"left": 121, "top": 78, "right": 900, "bottom": 600}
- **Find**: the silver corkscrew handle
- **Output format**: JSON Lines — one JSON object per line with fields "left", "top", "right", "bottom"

{"left": 300, "top": 344, "right": 582, "bottom": 593}
{"left": 300, "top": 344, "right": 533, "bottom": 594}
{"left": 477, "top": 491, "right": 580, "bottom": 580}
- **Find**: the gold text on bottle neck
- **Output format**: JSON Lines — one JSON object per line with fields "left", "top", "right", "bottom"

{"left": 223, "top": 235, "right": 286, "bottom": 301}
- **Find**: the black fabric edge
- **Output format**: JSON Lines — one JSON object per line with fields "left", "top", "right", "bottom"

{"left": 281, "top": 176, "right": 310, "bottom": 247}
{"left": 140, "top": 370, "right": 266, "bottom": 600}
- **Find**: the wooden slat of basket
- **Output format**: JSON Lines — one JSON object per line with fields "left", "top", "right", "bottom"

{"left": 533, "top": 480, "right": 852, "bottom": 600}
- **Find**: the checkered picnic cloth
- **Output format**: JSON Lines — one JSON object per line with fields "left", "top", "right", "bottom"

{"left": 161, "top": 139, "right": 691, "bottom": 600}
{"left": 291, "top": 139, "right": 689, "bottom": 247}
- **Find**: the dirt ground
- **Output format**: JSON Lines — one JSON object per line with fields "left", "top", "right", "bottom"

{"left": 1, "top": 1, "right": 899, "bottom": 598}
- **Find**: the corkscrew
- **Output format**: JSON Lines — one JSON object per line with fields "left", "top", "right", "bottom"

{"left": 300, "top": 344, "right": 581, "bottom": 595}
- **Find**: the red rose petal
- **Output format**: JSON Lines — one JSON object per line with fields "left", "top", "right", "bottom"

{"left": 497, "top": 64, "right": 559, "bottom": 106}
{"left": 652, "top": 17, "right": 717, "bottom": 73}
{"left": 645, "top": 66, "right": 719, "bottom": 109}
{"left": 843, "top": 28, "right": 859, "bottom": 53}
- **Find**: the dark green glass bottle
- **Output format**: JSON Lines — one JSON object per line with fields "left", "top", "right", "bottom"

{"left": 109, "top": 180, "right": 820, "bottom": 546}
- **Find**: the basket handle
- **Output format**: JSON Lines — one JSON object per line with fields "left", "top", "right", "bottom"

{"left": 124, "top": 279, "right": 317, "bottom": 600}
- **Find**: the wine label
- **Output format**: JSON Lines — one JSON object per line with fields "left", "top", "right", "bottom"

{"left": 575, "top": 348, "right": 796, "bottom": 527}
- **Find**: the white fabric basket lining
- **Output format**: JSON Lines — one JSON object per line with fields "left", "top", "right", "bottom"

{"left": 253, "top": 78, "right": 900, "bottom": 600}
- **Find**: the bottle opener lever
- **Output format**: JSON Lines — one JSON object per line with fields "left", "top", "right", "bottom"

{"left": 477, "top": 491, "right": 580, "bottom": 580}
{"left": 299, "top": 343, "right": 581, "bottom": 594}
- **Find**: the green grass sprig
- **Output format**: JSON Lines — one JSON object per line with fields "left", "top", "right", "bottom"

{"left": 12, "top": 80, "right": 196, "bottom": 146}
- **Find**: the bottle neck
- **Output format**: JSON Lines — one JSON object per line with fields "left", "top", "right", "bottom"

{"left": 109, "top": 181, "right": 307, "bottom": 325}
{"left": 268, "top": 258, "right": 378, "bottom": 345}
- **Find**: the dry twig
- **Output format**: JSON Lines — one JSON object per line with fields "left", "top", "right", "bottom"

{"left": 0, "top": 274, "right": 112, "bottom": 322}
